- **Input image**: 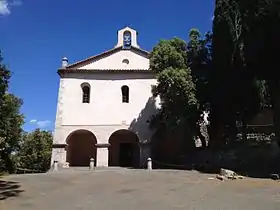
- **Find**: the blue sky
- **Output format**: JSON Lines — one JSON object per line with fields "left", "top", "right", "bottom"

{"left": 0, "top": 0, "right": 214, "bottom": 132}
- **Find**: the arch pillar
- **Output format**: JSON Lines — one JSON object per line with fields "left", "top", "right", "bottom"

{"left": 51, "top": 144, "right": 67, "bottom": 167}
{"left": 95, "top": 143, "right": 110, "bottom": 167}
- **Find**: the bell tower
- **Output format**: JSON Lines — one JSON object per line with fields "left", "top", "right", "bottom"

{"left": 115, "top": 27, "right": 140, "bottom": 49}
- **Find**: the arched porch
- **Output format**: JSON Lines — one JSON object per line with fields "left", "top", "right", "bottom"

{"left": 66, "top": 129, "right": 97, "bottom": 167}
{"left": 108, "top": 129, "right": 140, "bottom": 168}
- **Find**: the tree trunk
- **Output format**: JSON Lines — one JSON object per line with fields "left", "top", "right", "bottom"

{"left": 226, "top": 116, "right": 237, "bottom": 145}
{"left": 208, "top": 107, "right": 224, "bottom": 150}
{"left": 198, "top": 130, "right": 207, "bottom": 148}
{"left": 193, "top": 122, "right": 206, "bottom": 148}
{"left": 0, "top": 152, "right": 15, "bottom": 174}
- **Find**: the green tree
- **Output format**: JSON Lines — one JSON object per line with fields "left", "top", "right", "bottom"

{"left": 150, "top": 38, "right": 187, "bottom": 73}
{"left": 0, "top": 94, "right": 25, "bottom": 173}
{"left": 17, "top": 129, "right": 53, "bottom": 172}
{"left": 210, "top": 0, "right": 239, "bottom": 148}
{"left": 187, "top": 29, "right": 212, "bottom": 74}
{"left": 242, "top": 0, "right": 280, "bottom": 146}
{"left": 0, "top": 52, "right": 24, "bottom": 173}
{"left": 152, "top": 67, "right": 198, "bottom": 130}
{"left": 0, "top": 51, "right": 11, "bottom": 104}
{"left": 210, "top": 0, "right": 275, "bottom": 148}
{"left": 150, "top": 38, "right": 199, "bottom": 151}
{"left": 210, "top": 0, "right": 268, "bottom": 147}
{"left": 186, "top": 29, "right": 213, "bottom": 147}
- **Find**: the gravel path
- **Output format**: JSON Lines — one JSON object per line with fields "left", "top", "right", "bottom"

{"left": 1, "top": 169, "right": 280, "bottom": 210}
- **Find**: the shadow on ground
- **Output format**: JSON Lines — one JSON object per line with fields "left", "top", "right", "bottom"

{"left": 0, "top": 179, "right": 24, "bottom": 200}
{"left": 152, "top": 140, "right": 280, "bottom": 179}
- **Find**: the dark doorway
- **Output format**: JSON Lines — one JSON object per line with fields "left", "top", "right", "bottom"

{"left": 66, "top": 130, "right": 97, "bottom": 167}
{"left": 119, "top": 143, "right": 134, "bottom": 167}
{"left": 108, "top": 129, "right": 140, "bottom": 168}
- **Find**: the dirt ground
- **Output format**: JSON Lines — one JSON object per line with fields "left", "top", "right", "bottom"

{"left": 1, "top": 168, "right": 280, "bottom": 210}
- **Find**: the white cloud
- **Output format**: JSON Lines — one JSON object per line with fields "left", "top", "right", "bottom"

{"left": 29, "top": 119, "right": 51, "bottom": 128}
{"left": 36, "top": 120, "right": 51, "bottom": 128}
{"left": 30, "top": 119, "right": 37, "bottom": 123}
{"left": 0, "top": 0, "right": 10, "bottom": 15}
{"left": 0, "top": 0, "right": 22, "bottom": 16}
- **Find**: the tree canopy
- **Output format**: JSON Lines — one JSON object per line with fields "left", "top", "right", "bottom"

{"left": 150, "top": 38, "right": 187, "bottom": 73}
{"left": 0, "top": 53, "right": 24, "bottom": 173}
{"left": 17, "top": 129, "right": 53, "bottom": 172}
{"left": 0, "top": 53, "right": 53, "bottom": 173}
{"left": 210, "top": 0, "right": 274, "bottom": 147}
{"left": 150, "top": 32, "right": 213, "bottom": 152}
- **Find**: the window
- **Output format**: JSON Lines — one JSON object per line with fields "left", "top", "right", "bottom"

{"left": 81, "top": 83, "right": 90, "bottom": 103}
{"left": 122, "top": 59, "right": 129, "bottom": 65}
{"left": 121, "top": 85, "right": 129, "bottom": 103}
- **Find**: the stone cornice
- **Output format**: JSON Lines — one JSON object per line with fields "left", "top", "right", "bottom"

{"left": 52, "top": 143, "right": 67, "bottom": 148}
{"left": 95, "top": 143, "right": 111, "bottom": 148}
{"left": 57, "top": 69, "right": 155, "bottom": 77}
{"left": 53, "top": 142, "right": 150, "bottom": 149}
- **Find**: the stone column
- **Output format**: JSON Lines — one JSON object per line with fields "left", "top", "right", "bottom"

{"left": 95, "top": 144, "right": 109, "bottom": 167}
{"left": 51, "top": 144, "right": 67, "bottom": 167}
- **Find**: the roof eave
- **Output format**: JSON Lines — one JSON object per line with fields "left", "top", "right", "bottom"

{"left": 57, "top": 68, "right": 155, "bottom": 77}
{"left": 65, "top": 46, "right": 150, "bottom": 69}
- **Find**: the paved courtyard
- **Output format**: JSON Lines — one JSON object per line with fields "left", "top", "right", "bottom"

{"left": 1, "top": 168, "right": 280, "bottom": 210}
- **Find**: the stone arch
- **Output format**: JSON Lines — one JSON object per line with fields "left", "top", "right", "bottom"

{"left": 108, "top": 129, "right": 140, "bottom": 168}
{"left": 66, "top": 129, "right": 97, "bottom": 167}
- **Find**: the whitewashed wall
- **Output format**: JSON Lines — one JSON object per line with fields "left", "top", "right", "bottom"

{"left": 78, "top": 50, "right": 149, "bottom": 70}
{"left": 61, "top": 72, "right": 158, "bottom": 126}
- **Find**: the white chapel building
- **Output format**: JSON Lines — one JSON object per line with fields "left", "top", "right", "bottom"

{"left": 51, "top": 27, "right": 160, "bottom": 168}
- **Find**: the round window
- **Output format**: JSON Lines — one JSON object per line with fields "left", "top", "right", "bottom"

{"left": 122, "top": 59, "right": 129, "bottom": 64}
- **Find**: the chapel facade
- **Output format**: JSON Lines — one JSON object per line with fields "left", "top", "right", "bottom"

{"left": 51, "top": 27, "right": 160, "bottom": 168}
